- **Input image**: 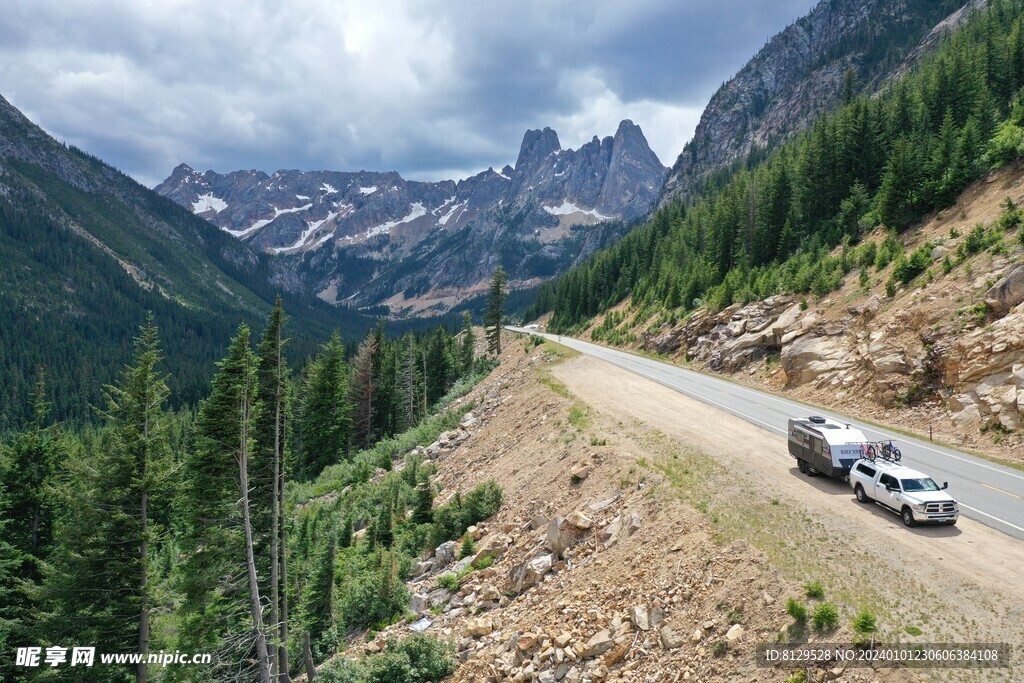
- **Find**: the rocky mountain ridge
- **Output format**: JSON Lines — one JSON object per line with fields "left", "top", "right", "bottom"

{"left": 156, "top": 121, "right": 666, "bottom": 313}
{"left": 659, "top": 0, "right": 975, "bottom": 206}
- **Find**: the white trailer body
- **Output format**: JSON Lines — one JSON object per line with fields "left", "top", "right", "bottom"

{"left": 788, "top": 415, "right": 868, "bottom": 479}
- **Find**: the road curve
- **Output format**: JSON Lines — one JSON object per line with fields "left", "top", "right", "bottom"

{"left": 508, "top": 327, "right": 1024, "bottom": 541}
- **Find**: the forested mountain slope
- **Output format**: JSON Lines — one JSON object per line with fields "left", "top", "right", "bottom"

{"left": 0, "top": 94, "right": 369, "bottom": 427}
{"left": 659, "top": 0, "right": 975, "bottom": 205}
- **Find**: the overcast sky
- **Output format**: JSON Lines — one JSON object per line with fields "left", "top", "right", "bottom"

{"left": 0, "top": 0, "right": 818, "bottom": 187}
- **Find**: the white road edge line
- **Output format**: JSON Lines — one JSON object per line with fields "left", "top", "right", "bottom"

{"left": 958, "top": 504, "right": 1024, "bottom": 533}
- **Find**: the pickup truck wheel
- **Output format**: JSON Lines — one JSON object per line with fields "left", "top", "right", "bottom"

{"left": 901, "top": 507, "right": 917, "bottom": 527}
{"left": 854, "top": 484, "right": 868, "bottom": 503}
{"left": 797, "top": 459, "right": 807, "bottom": 474}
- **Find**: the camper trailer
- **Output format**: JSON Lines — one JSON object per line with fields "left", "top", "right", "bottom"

{"left": 788, "top": 416, "right": 868, "bottom": 479}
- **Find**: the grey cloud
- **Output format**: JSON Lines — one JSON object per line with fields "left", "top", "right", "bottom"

{"left": 0, "top": 0, "right": 818, "bottom": 186}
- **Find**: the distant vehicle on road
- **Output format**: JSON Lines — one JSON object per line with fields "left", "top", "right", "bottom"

{"left": 787, "top": 416, "right": 868, "bottom": 479}
{"left": 524, "top": 324, "right": 542, "bottom": 330}
{"left": 849, "top": 458, "right": 959, "bottom": 527}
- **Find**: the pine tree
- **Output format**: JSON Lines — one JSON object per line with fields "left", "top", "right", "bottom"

{"left": 459, "top": 311, "right": 476, "bottom": 374}
{"left": 302, "top": 533, "right": 336, "bottom": 657}
{"left": 4, "top": 372, "right": 65, "bottom": 563}
{"left": 412, "top": 477, "right": 434, "bottom": 525}
{"left": 349, "top": 331, "right": 379, "bottom": 449}
{"left": 485, "top": 267, "right": 508, "bottom": 356}
{"left": 399, "top": 336, "right": 419, "bottom": 431}
{"left": 0, "top": 450, "right": 28, "bottom": 672}
{"left": 179, "top": 325, "right": 271, "bottom": 682}
{"left": 425, "top": 326, "right": 452, "bottom": 405}
{"left": 296, "top": 332, "right": 350, "bottom": 479}
{"left": 42, "top": 317, "right": 173, "bottom": 683}
{"left": 254, "top": 299, "right": 289, "bottom": 679}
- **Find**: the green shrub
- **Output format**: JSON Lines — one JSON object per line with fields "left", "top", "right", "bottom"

{"left": 458, "top": 535, "right": 476, "bottom": 560}
{"left": 852, "top": 609, "right": 877, "bottom": 635}
{"left": 892, "top": 243, "right": 933, "bottom": 284}
{"left": 365, "top": 635, "right": 456, "bottom": 683}
{"left": 885, "top": 277, "right": 897, "bottom": 298}
{"left": 318, "top": 657, "right": 366, "bottom": 683}
{"left": 462, "top": 481, "right": 503, "bottom": 527}
{"left": 804, "top": 581, "right": 824, "bottom": 599}
{"left": 812, "top": 603, "right": 840, "bottom": 631}
{"left": 338, "top": 553, "right": 411, "bottom": 631}
{"left": 436, "top": 573, "right": 460, "bottom": 592}
{"left": 958, "top": 223, "right": 997, "bottom": 257}
{"left": 785, "top": 670, "right": 807, "bottom": 683}
{"left": 786, "top": 598, "right": 808, "bottom": 623}
{"left": 472, "top": 554, "right": 494, "bottom": 570}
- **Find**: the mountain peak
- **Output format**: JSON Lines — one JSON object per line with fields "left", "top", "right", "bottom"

{"left": 515, "top": 127, "right": 561, "bottom": 172}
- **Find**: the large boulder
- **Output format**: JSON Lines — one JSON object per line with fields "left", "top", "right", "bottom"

{"left": 435, "top": 540, "right": 457, "bottom": 567}
{"left": 985, "top": 265, "right": 1024, "bottom": 317}
{"left": 781, "top": 334, "right": 854, "bottom": 386}
{"left": 546, "top": 517, "right": 585, "bottom": 558}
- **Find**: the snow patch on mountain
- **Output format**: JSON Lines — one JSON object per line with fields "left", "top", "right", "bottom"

{"left": 543, "top": 201, "right": 611, "bottom": 220}
{"left": 359, "top": 186, "right": 378, "bottom": 195}
{"left": 192, "top": 192, "right": 228, "bottom": 214}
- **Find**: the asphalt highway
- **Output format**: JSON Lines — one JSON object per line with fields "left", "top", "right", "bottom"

{"left": 508, "top": 327, "right": 1024, "bottom": 541}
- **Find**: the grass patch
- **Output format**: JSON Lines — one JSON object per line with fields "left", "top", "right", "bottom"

{"left": 567, "top": 405, "right": 590, "bottom": 429}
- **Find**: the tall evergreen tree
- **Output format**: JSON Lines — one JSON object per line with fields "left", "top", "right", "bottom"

{"left": 459, "top": 311, "right": 476, "bottom": 375}
{"left": 42, "top": 317, "right": 173, "bottom": 683}
{"left": 485, "top": 267, "right": 508, "bottom": 356}
{"left": 253, "top": 299, "right": 290, "bottom": 680}
{"left": 0, "top": 450, "right": 28, "bottom": 678}
{"left": 301, "top": 533, "right": 336, "bottom": 657}
{"left": 296, "top": 332, "right": 349, "bottom": 480}
{"left": 3, "top": 373, "right": 64, "bottom": 563}
{"left": 179, "top": 325, "right": 271, "bottom": 682}
{"left": 348, "top": 331, "right": 379, "bottom": 450}
{"left": 399, "top": 336, "right": 419, "bottom": 431}
{"left": 425, "top": 327, "right": 452, "bottom": 405}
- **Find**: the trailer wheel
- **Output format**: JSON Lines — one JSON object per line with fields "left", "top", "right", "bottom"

{"left": 901, "top": 507, "right": 916, "bottom": 528}
{"left": 854, "top": 484, "right": 868, "bottom": 503}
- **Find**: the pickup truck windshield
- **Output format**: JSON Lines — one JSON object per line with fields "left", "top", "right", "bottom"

{"left": 901, "top": 478, "right": 940, "bottom": 492}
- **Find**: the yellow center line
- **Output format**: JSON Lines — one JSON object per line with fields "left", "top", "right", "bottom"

{"left": 981, "top": 483, "right": 1023, "bottom": 499}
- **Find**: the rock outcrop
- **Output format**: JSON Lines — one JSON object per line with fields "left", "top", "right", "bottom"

{"left": 944, "top": 308, "right": 1024, "bottom": 430}
{"left": 659, "top": 0, "right": 974, "bottom": 206}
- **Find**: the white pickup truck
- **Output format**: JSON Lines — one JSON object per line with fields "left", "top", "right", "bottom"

{"left": 849, "top": 458, "right": 959, "bottom": 527}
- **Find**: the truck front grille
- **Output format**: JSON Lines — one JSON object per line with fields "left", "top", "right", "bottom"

{"left": 925, "top": 502, "right": 956, "bottom": 514}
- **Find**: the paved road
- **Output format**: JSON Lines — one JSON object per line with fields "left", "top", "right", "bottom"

{"left": 508, "top": 327, "right": 1024, "bottom": 541}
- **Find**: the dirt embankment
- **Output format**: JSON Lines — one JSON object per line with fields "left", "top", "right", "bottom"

{"left": 355, "top": 337, "right": 1024, "bottom": 682}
